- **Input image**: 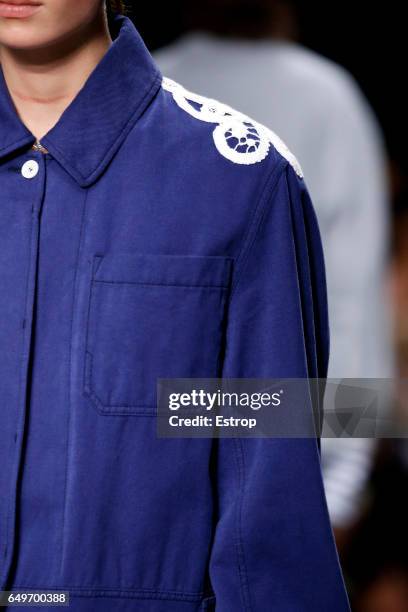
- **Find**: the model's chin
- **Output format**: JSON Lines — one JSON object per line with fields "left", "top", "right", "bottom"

{"left": 0, "top": 25, "right": 53, "bottom": 51}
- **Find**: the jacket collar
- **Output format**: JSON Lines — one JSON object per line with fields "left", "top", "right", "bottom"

{"left": 0, "top": 14, "right": 162, "bottom": 187}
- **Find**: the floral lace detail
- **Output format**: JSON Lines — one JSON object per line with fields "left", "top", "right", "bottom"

{"left": 162, "top": 77, "right": 303, "bottom": 177}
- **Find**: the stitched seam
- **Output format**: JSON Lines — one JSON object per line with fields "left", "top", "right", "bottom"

{"left": 285, "top": 168, "right": 310, "bottom": 377}
{"left": 59, "top": 186, "right": 89, "bottom": 579}
{"left": 84, "top": 358, "right": 157, "bottom": 416}
{"left": 0, "top": 134, "right": 33, "bottom": 154}
{"left": 82, "top": 257, "right": 97, "bottom": 410}
{"left": 70, "top": 592, "right": 198, "bottom": 602}
{"left": 230, "top": 159, "right": 287, "bottom": 298}
{"left": 214, "top": 287, "right": 231, "bottom": 378}
{"left": 218, "top": 163, "right": 287, "bottom": 392}
{"left": 43, "top": 72, "right": 162, "bottom": 184}
{"left": 2, "top": 210, "right": 34, "bottom": 583}
{"left": 93, "top": 280, "right": 230, "bottom": 289}
{"left": 233, "top": 438, "right": 253, "bottom": 612}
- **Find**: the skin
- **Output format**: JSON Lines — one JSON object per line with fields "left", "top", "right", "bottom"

{"left": 0, "top": 0, "right": 111, "bottom": 139}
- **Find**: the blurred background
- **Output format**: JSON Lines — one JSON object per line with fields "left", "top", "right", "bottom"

{"left": 123, "top": 2, "right": 408, "bottom": 609}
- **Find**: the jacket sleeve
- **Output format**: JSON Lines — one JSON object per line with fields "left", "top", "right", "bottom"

{"left": 208, "top": 162, "right": 350, "bottom": 611}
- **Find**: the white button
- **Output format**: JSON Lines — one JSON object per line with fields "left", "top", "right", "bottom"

{"left": 21, "top": 159, "right": 39, "bottom": 179}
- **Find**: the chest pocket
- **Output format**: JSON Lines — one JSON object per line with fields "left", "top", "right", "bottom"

{"left": 84, "top": 253, "right": 232, "bottom": 415}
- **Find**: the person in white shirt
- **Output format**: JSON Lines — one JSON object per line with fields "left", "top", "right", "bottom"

{"left": 154, "top": 0, "right": 394, "bottom": 535}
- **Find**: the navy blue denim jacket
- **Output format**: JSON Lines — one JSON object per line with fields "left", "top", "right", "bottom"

{"left": 0, "top": 13, "right": 350, "bottom": 612}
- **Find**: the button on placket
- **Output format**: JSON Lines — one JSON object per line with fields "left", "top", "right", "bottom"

{"left": 21, "top": 159, "right": 39, "bottom": 179}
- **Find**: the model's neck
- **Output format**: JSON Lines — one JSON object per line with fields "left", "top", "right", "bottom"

{"left": 0, "top": 11, "right": 112, "bottom": 140}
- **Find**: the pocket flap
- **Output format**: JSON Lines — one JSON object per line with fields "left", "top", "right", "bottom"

{"left": 93, "top": 254, "right": 233, "bottom": 288}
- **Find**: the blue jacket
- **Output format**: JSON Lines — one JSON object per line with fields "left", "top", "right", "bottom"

{"left": 0, "top": 13, "right": 350, "bottom": 612}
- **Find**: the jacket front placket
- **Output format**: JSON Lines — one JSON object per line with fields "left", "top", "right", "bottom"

{"left": 0, "top": 147, "right": 47, "bottom": 588}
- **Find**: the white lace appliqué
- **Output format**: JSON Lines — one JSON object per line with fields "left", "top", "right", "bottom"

{"left": 162, "top": 77, "right": 303, "bottom": 177}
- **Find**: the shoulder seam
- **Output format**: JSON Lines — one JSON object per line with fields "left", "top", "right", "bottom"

{"left": 230, "top": 160, "right": 288, "bottom": 298}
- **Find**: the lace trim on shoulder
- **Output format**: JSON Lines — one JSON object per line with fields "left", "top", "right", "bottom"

{"left": 162, "top": 77, "right": 303, "bottom": 177}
